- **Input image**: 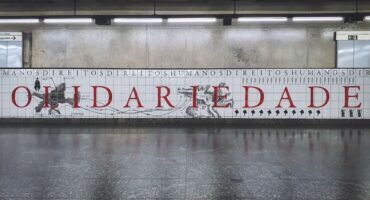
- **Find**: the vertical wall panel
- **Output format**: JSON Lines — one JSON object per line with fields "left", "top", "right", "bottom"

{"left": 337, "top": 41, "right": 354, "bottom": 68}
{"left": 7, "top": 42, "right": 22, "bottom": 67}
{"left": 0, "top": 42, "right": 6, "bottom": 67}
{"left": 354, "top": 41, "right": 370, "bottom": 68}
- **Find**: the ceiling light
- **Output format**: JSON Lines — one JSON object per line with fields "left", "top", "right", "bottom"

{"left": 44, "top": 18, "right": 93, "bottom": 24}
{"left": 237, "top": 17, "right": 288, "bottom": 22}
{"left": 113, "top": 18, "right": 163, "bottom": 23}
{"left": 167, "top": 18, "right": 217, "bottom": 23}
{"left": 0, "top": 19, "right": 39, "bottom": 24}
{"left": 292, "top": 17, "right": 343, "bottom": 22}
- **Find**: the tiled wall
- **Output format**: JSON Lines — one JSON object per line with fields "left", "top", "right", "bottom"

{"left": 0, "top": 68, "right": 369, "bottom": 119}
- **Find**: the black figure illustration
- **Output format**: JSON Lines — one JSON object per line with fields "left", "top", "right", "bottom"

{"left": 177, "top": 83, "right": 234, "bottom": 118}
{"left": 34, "top": 78, "right": 41, "bottom": 91}
{"left": 33, "top": 83, "right": 80, "bottom": 115}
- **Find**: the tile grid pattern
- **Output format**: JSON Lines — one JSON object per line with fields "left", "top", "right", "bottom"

{"left": 0, "top": 68, "right": 369, "bottom": 119}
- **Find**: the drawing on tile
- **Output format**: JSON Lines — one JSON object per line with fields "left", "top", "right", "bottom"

{"left": 0, "top": 68, "right": 368, "bottom": 119}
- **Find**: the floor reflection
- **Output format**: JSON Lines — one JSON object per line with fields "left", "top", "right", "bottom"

{"left": 0, "top": 127, "right": 369, "bottom": 199}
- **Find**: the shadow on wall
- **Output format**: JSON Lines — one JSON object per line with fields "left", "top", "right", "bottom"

{"left": 231, "top": 47, "right": 258, "bottom": 65}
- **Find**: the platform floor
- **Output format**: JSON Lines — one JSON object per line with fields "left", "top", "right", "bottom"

{"left": 0, "top": 126, "right": 369, "bottom": 200}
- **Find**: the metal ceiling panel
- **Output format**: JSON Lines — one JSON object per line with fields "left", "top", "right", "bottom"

{"left": 237, "top": 0, "right": 356, "bottom": 14}
{"left": 0, "top": 0, "right": 74, "bottom": 16}
{"left": 358, "top": 0, "right": 370, "bottom": 12}
{"left": 76, "top": 0, "right": 155, "bottom": 15}
{"left": 0, "top": 0, "right": 365, "bottom": 16}
{"left": 156, "top": 0, "right": 235, "bottom": 14}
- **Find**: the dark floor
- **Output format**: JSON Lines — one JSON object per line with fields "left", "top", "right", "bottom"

{"left": 0, "top": 126, "right": 369, "bottom": 200}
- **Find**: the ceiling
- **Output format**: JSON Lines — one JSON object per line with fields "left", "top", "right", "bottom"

{"left": 0, "top": 0, "right": 369, "bottom": 16}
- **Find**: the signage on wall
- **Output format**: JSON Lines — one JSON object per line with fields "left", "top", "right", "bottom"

{"left": 0, "top": 32, "right": 22, "bottom": 42}
{"left": 0, "top": 68, "right": 369, "bottom": 119}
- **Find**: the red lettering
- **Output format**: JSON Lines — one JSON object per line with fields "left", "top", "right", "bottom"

{"left": 11, "top": 86, "right": 32, "bottom": 108}
{"left": 43, "top": 86, "right": 51, "bottom": 108}
{"left": 243, "top": 86, "right": 264, "bottom": 108}
{"left": 92, "top": 86, "right": 112, "bottom": 108}
{"left": 344, "top": 86, "right": 361, "bottom": 108}
{"left": 156, "top": 86, "right": 174, "bottom": 108}
{"left": 192, "top": 86, "right": 198, "bottom": 108}
{"left": 124, "top": 87, "right": 143, "bottom": 108}
{"left": 276, "top": 87, "right": 296, "bottom": 108}
{"left": 72, "top": 86, "right": 80, "bottom": 108}
{"left": 308, "top": 86, "right": 330, "bottom": 108}
{"left": 213, "top": 86, "right": 231, "bottom": 108}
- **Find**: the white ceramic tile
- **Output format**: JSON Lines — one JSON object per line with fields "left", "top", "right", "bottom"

{"left": 0, "top": 68, "right": 369, "bottom": 119}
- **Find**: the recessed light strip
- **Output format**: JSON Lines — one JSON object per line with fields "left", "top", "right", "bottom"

{"left": 0, "top": 16, "right": 352, "bottom": 25}
{"left": 292, "top": 17, "right": 343, "bottom": 22}
{"left": 0, "top": 19, "right": 40, "bottom": 24}
{"left": 113, "top": 18, "right": 163, "bottom": 23}
{"left": 44, "top": 18, "right": 93, "bottom": 24}
{"left": 237, "top": 17, "right": 288, "bottom": 22}
{"left": 167, "top": 18, "right": 217, "bottom": 23}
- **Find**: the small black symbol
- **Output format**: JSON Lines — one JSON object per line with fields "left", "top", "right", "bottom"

{"left": 316, "top": 110, "right": 321, "bottom": 115}
{"left": 300, "top": 110, "right": 304, "bottom": 115}
{"left": 259, "top": 110, "right": 263, "bottom": 115}
{"left": 267, "top": 110, "right": 272, "bottom": 115}
{"left": 284, "top": 110, "right": 288, "bottom": 115}
{"left": 34, "top": 78, "right": 41, "bottom": 91}
{"left": 341, "top": 110, "right": 345, "bottom": 117}
{"left": 243, "top": 110, "right": 247, "bottom": 116}
{"left": 349, "top": 109, "right": 354, "bottom": 117}
{"left": 235, "top": 110, "right": 239, "bottom": 115}
{"left": 251, "top": 110, "right": 255, "bottom": 115}
{"left": 292, "top": 110, "right": 296, "bottom": 115}
{"left": 358, "top": 110, "right": 362, "bottom": 117}
{"left": 308, "top": 110, "right": 313, "bottom": 115}
{"left": 276, "top": 110, "right": 280, "bottom": 115}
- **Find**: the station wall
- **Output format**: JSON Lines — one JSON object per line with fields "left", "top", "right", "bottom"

{"left": 4, "top": 22, "right": 367, "bottom": 69}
